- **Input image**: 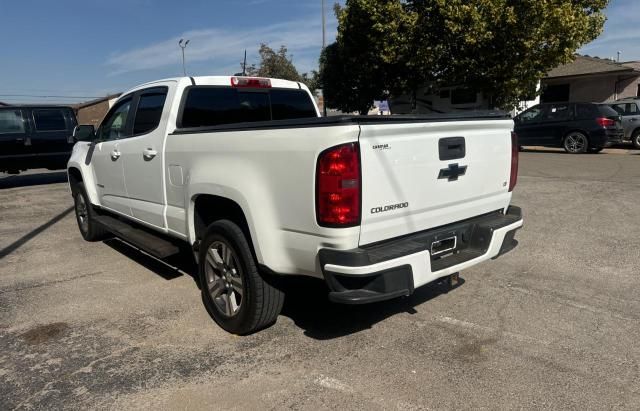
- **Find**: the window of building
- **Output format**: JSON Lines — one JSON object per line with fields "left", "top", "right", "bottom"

{"left": 541, "top": 84, "right": 570, "bottom": 103}
{"left": 450, "top": 88, "right": 477, "bottom": 105}
{"left": 0, "top": 110, "right": 25, "bottom": 134}
{"left": 33, "top": 109, "right": 66, "bottom": 131}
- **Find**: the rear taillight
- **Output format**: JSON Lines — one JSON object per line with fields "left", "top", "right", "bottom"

{"left": 596, "top": 117, "right": 615, "bottom": 127}
{"left": 509, "top": 131, "right": 519, "bottom": 192}
{"left": 316, "top": 143, "right": 361, "bottom": 227}
{"left": 230, "top": 77, "right": 272, "bottom": 88}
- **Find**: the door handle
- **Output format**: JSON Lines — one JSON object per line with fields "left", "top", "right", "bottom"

{"left": 110, "top": 150, "right": 121, "bottom": 160}
{"left": 143, "top": 148, "right": 158, "bottom": 160}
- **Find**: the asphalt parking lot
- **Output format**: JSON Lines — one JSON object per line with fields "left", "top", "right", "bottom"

{"left": 1, "top": 148, "right": 639, "bottom": 410}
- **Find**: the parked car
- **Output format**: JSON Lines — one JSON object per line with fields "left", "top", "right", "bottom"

{"left": 67, "top": 76, "right": 523, "bottom": 335}
{"left": 514, "top": 102, "right": 623, "bottom": 153}
{"left": 608, "top": 98, "right": 640, "bottom": 148}
{"left": 0, "top": 105, "right": 78, "bottom": 174}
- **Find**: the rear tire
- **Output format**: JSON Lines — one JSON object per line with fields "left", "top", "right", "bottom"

{"left": 199, "top": 220, "right": 284, "bottom": 335}
{"left": 73, "top": 182, "right": 110, "bottom": 242}
{"left": 632, "top": 130, "right": 640, "bottom": 149}
{"left": 563, "top": 132, "right": 589, "bottom": 154}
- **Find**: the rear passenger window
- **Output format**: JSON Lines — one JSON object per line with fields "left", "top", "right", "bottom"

{"left": 270, "top": 89, "right": 317, "bottom": 120}
{"left": 626, "top": 103, "right": 638, "bottom": 115}
{"left": 33, "top": 109, "right": 66, "bottom": 131}
{"left": 0, "top": 110, "right": 25, "bottom": 134}
{"left": 543, "top": 104, "right": 571, "bottom": 121}
{"left": 133, "top": 89, "right": 168, "bottom": 135}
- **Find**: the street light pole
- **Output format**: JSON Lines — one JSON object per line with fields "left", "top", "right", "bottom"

{"left": 322, "top": 0, "right": 326, "bottom": 50}
{"left": 179, "top": 39, "right": 190, "bottom": 77}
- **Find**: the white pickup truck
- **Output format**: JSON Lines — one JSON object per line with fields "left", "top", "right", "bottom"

{"left": 68, "top": 76, "right": 523, "bottom": 334}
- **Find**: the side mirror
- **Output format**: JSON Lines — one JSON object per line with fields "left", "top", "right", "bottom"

{"left": 73, "top": 125, "right": 96, "bottom": 142}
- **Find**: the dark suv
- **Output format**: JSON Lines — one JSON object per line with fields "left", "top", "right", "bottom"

{"left": 514, "top": 102, "right": 623, "bottom": 153}
{"left": 0, "top": 106, "right": 77, "bottom": 174}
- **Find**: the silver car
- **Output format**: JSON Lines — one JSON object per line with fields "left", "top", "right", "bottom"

{"left": 609, "top": 98, "right": 640, "bottom": 148}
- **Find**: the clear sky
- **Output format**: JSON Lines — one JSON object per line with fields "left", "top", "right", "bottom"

{"left": 0, "top": 0, "right": 636, "bottom": 105}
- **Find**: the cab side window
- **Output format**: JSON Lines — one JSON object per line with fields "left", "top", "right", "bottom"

{"left": 99, "top": 98, "right": 132, "bottom": 141}
{"left": 33, "top": 109, "right": 66, "bottom": 131}
{"left": 133, "top": 88, "right": 168, "bottom": 135}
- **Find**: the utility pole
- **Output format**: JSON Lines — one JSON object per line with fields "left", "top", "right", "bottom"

{"left": 242, "top": 50, "right": 247, "bottom": 76}
{"left": 179, "top": 39, "right": 190, "bottom": 76}
{"left": 321, "top": 0, "right": 327, "bottom": 117}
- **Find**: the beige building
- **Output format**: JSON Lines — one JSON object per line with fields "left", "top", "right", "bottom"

{"left": 73, "top": 93, "right": 121, "bottom": 127}
{"left": 542, "top": 55, "right": 640, "bottom": 103}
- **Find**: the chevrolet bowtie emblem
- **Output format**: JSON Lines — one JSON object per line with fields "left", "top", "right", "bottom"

{"left": 438, "top": 163, "right": 467, "bottom": 181}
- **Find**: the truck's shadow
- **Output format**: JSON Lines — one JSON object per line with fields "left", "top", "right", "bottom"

{"left": 102, "top": 239, "right": 463, "bottom": 340}
{"left": 0, "top": 171, "right": 68, "bottom": 189}
{"left": 278, "top": 276, "right": 463, "bottom": 340}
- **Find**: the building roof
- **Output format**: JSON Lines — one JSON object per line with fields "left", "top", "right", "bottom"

{"left": 72, "top": 93, "right": 122, "bottom": 110}
{"left": 622, "top": 61, "right": 640, "bottom": 70}
{"left": 546, "top": 55, "right": 638, "bottom": 79}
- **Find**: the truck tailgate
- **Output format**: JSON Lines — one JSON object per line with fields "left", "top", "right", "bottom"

{"left": 358, "top": 119, "right": 514, "bottom": 246}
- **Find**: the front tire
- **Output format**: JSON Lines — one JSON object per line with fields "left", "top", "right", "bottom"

{"left": 73, "top": 182, "right": 110, "bottom": 242}
{"left": 199, "top": 220, "right": 284, "bottom": 335}
{"left": 563, "top": 132, "right": 589, "bottom": 154}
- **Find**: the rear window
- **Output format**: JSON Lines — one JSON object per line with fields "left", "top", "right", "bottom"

{"left": 180, "top": 87, "right": 316, "bottom": 128}
{"left": 575, "top": 104, "right": 596, "bottom": 119}
{"left": 33, "top": 109, "right": 66, "bottom": 131}
{"left": 0, "top": 110, "right": 25, "bottom": 134}
{"left": 611, "top": 102, "right": 639, "bottom": 116}
{"left": 598, "top": 105, "right": 620, "bottom": 117}
{"left": 270, "top": 89, "right": 318, "bottom": 120}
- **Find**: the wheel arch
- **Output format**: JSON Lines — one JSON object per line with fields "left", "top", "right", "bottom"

{"left": 67, "top": 167, "right": 83, "bottom": 190}
{"left": 190, "top": 193, "right": 260, "bottom": 263}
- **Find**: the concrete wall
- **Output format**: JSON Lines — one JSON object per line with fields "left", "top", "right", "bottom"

{"left": 543, "top": 73, "right": 640, "bottom": 103}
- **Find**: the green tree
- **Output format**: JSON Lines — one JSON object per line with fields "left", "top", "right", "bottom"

{"left": 242, "top": 44, "right": 318, "bottom": 91}
{"left": 322, "top": 0, "right": 609, "bottom": 111}
{"left": 320, "top": 0, "right": 415, "bottom": 114}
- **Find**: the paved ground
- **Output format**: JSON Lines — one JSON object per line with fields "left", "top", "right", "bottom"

{"left": 1, "top": 148, "right": 639, "bottom": 410}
